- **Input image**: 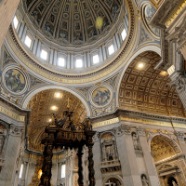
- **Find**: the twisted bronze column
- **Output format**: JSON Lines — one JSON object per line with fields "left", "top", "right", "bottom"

{"left": 77, "top": 146, "right": 84, "bottom": 186}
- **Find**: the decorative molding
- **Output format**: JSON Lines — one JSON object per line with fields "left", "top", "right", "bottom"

{"left": 93, "top": 118, "right": 119, "bottom": 129}
{"left": 136, "top": 127, "right": 146, "bottom": 136}
{"left": 0, "top": 105, "right": 25, "bottom": 122}
{"left": 174, "top": 75, "right": 186, "bottom": 93}
{"left": 9, "top": 125, "right": 24, "bottom": 136}
{"left": 174, "top": 131, "right": 185, "bottom": 141}
{"left": 121, "top": 125, "right": 131, "bottom": 135}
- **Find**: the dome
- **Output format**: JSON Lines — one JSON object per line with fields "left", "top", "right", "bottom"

{"left": 8, "top": 0, "right": 133, "bottom": 84}
{"left": 23, "top": 0, "right": 122, "bottom": 47}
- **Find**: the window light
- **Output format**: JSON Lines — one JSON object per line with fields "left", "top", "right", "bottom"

{"left": 75, "top": 59, "right": 83, "bottom": 68}
{"left": 40, "top": 49, "right": 48, "bottom": 60}
{"left": 61, "top": 164, "right": 66, "bottom": 178}
{"left": 50, "top": 105, "right": 58, "bottom": 111}
{"left": 136, "top": 62, "right": 145, "bottom": 70}
{"left": 24, "top": 35, "right": 32, "bottom": 48}
{"left": 58, "top": 57, "right": 65, "bottom": 67}
{"left": 121, "top": 29, "right": 127, "bottom": 41}
{"left": 19, "top": 164, "right": 24, "bottom": 179}
{"left": 108, "top": 45, "right": 114, "bottom": 55}
{"left": 13, "top": 16, "right": 19, "bottom": 29}
{"left": 93, "top": 54, "right": 100, "bottom": 64}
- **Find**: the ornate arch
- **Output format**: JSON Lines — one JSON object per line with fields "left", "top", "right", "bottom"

{"left": 117, "top": 50, "right": 185, "bottom": 117}
{"left": 21, "top": 85, "right": 91, "bottom": 116}
{"left": 150, "top": 134, "right": 181, "bottom": 162}
{"left": 103, "top": 175, "right": 124, "bottom": 186}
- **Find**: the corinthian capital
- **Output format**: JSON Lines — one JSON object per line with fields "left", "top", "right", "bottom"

{"left": 9, "top": 125, "right": 24, "bottom": 136}
{"left": 172, "top": 75, "right": 186, "bottom": 93}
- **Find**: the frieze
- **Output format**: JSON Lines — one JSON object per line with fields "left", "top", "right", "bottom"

{"left": 0, "top": 105, "right": 25, "bottom": 122}
{"left": 93, "top": 118, "right": 119, "bottom": 129}
{"left": 120, "top": 116, "right": 186, "bottom": 129}
{"left": 93, "top": 110, "right": 186, "bottom": 129}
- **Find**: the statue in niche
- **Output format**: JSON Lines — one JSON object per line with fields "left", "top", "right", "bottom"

{"left": 105, "top": 144, "right": 114, "bottom": 161}
{"left": 101, "top": 133, "right": 118, "bottom": 161}
{"left": 141, "top": 174, "right": 149, "bottom": 186}
{"left": 131, "top": 132, "right": 140, "bottom": 150}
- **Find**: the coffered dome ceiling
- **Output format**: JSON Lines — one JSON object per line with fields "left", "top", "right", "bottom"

{"left": 24, "top": 0, "right": 122, "bottom": 46}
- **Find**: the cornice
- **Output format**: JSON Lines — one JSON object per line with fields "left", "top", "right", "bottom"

{"left": 92, "top": 109, "right": 186, "bottom": 129}
{"left": 151, "top": 0, "right": 185, "bottom": 28}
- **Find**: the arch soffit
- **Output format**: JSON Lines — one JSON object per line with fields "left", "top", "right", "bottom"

{"left": 116, "top": 45, "right": 161, "bottom": 106}
{"left": 100, "top": 131, "right": 116, "bottom": 138}
{"left": 149, "top": 134, "right": 181, "bottom": 154}
{"left": 21, "top": 85, "right": 91, "bottom": 117}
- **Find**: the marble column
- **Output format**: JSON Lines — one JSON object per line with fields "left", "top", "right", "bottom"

{"left": 116, "top": 125, "right": 142, "bottom": 186}
{"left": 137, "top": 128, "right": 160, "bottom": 186}
{"left": 93, "top": 133, "right": 102, "bottom": 186}
{"left": 0, "top": 125, "right": 23, "bottom": 186}
{"left": 0, "top": 0, "right": 21, "bottom": 47}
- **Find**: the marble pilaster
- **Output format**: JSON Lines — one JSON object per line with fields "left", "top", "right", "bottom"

{"left": 93, "top": 133, "right": 102, "bottom": 186}
{"left": 137, "top": 128, "right": 160, "bottom": 186}
{"left": 169, "top": 72, "right": 186, "bottom": 110}
{"left": 116, "top": 125, "right": 142, "bottom": 186}
{"left": 0, "top": 125, "right": 23, "bottom": 186}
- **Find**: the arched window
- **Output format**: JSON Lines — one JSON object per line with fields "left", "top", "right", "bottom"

{"left": 19, "top": 164, "right": 24, "bottom": 179}
{"left": 61, "top": 164, "right": 66, "bottom": 179}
